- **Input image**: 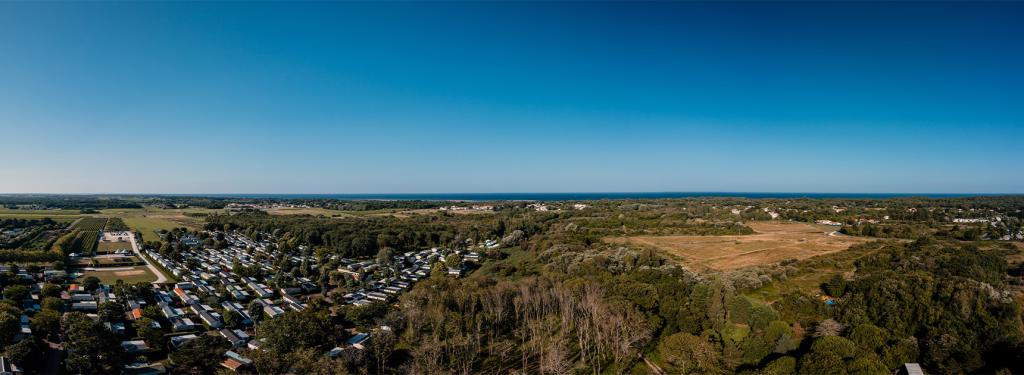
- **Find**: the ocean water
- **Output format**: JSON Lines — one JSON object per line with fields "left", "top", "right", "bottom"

{"left": 192, "top": 192, "right": 997, "bottom": 201}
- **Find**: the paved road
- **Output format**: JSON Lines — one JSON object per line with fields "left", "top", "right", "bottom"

{"left": 127, "top": 232, "right": 170, "bottom": 284}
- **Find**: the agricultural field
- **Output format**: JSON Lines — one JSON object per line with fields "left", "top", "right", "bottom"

{"left": 0, "top": 208, "right": 84, "bottom": 220}
{"left": 79, "top": 266, "right": 157, "bottom": 284}
{"left": 68, "top": 230, "right": 100, "bottom": 256}
{"left": 73, "top": 217, "right": 108, "bottom": 231}
{"left": 606, "top": 221, "right": 872, "bottom": 271}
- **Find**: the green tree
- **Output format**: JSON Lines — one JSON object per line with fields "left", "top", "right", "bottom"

{"left": 41, "top": 297, "right": 63, "bottom": 312}
{"left": 169, "top": 334, "right": 231, "bottom": 373}
{"left": 376, "top": 247, "right": 395, "bottom": 267}
{"left": 256, "top": 308, "right": 333, "bottom": 355}
{"left": 0, "top": 313, "right": 20, "bottom": 346}
{"left": 846, "top": 356, "right": 889, "bottom": 374}
{"left": 223, "top": 309, "right": 243, "bottom": 328}
{"left": 658, "top": 332, "right": 720, "bottom": 374}
{"left": 848, "top": 324, "right": 888, "bottom": 353}
{"left": 40, "top": 283, "right": 62, "bottom": 298}
{"left": 2, "top": 285, "right": 29, "bottom": 302}
{"left": 98, "top": 301, "right": 126, "bottom": 323}
{"left": 62, "top": 312, "right": 123, "bottom": 373}
{"left": 135, "top": 317, "right": 167, "bottom": 350}
{"left": 31, "top": 309, "right": 62, "bottom": 340}
{"left": 760, "top": 356, "right": 797, "bottom": 375}
{"left": 82, "top": 276, "right": 101, "bottom": 292}
{"left": 247, "top": 300, "right": 264, "bottom": 324}
{"left": 5, "top": 338, "right": 36, "bottom": 367}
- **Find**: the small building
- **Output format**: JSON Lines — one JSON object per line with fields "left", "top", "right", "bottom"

{"left": 219, "top": 328, "right": 246, "bottom": 348}
{"left": 121, "top": 340, "right": 151, "bottom": 353}
{"left": 0, "top": 356, "right": 23, "bottom": 374}
{"left": 900, "top": 363, "right": 925, "bottom": 375}
{"left": 346, "top": 332, "right": 370, "bottom": 350}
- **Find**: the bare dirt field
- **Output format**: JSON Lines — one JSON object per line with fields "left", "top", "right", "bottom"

{"left": 606, "top": 221, "right": 871, "bottom": 271}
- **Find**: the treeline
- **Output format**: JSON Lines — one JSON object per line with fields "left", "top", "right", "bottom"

{"left": 203, "top": 211, "right": 523, "bottom": 258}
{"left": 839, "top": 223, "right": 932, "bottom": 238}
{"left": 0, "top": 195, "right": 142, "bottom": 210}
{"left": 392, "top": 228, "right": 1024, "bottom": 373}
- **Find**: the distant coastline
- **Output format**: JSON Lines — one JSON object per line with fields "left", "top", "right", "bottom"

{"left": 163, "top": 192, "right": 1008, "bottom": 201}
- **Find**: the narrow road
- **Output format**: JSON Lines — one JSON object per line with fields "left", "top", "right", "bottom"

{"left": 127, "top": 231, "right": 170, "bottom": 284}
{"left": 639, "top": 354, "right": 667, "bottom": 375}
{"left": 43, "top": 340, "right": 62, "bottom": 374}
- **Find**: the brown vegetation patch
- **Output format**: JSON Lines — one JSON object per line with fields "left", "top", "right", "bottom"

{"left": 606, "top": 221, "right": 871, "bottom": 271}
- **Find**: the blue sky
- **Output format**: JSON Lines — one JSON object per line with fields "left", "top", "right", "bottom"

{"left": 1, "top": 2, "right": 1021, "bottom": 194}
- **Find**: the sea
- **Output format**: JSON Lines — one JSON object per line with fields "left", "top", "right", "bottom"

{"left": 190, "top": 192, "right": 1001, "bottom": 202}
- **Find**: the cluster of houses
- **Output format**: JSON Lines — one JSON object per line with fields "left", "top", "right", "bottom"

{"left": 335, "top": 246, "right": 485, "bottom": 307}
{"left": 0, "top": 226, "right": 497, "bottom": 373}
{"left": 142, "top": 229, "right": 490, "bottom": 371}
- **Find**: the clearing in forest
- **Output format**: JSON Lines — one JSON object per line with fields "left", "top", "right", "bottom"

{"left": 606, "top": 221, "right": 871, "bottom": 271}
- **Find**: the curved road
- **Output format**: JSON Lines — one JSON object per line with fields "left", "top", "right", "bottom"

{"left": 127, "top": 232, "right": 170, "bottom": 284}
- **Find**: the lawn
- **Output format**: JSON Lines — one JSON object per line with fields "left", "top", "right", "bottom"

{"left": 605, "top": 221, "right": 871, "bottom": 271}
{"left": 122, "top": 217, "right": 185, "bottom": 241}
{"left": 79, "top": 266, "right": 157, "bottom": 284}
{"left": 96, "top": 240, "right": 133, "bottom": 253}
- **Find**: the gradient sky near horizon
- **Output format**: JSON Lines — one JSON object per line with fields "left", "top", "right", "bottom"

{"left": 1, "top": 2, "right": 1022, "bottom": 194}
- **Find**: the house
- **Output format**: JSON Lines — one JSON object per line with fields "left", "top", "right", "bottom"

{"left": 170, "top": 317, "right": 197, "bottom": 331}
{"left": 170, "top": 334, "right": 198, "bottom": 349}
{"left": 261, "top": 302, "right": 285, "bottom": 318}
{"left": 123, "top": 362, "right": 166, "bottom": 375}
{"left": 900, "top": 363, "right": 925, "bottom": 375}
{"left": 0, "top": 356, "right": 23, "bottom": 374}
{"left": 225, "top": 350, "right": 252, "bottom": 365}
{"left": 71, "top": 301, "right": 97, "bottom": 312}
{"left": 219, "top": 328, "right": 246, "bottom": 348}
{"left": 247, "top": 338, "right": 265, "bottom": 351}
{"left": 190, "top": 303, "right": 223, "bottom": 329}
{"left": 121, "top": 340, "right": 151, "bottom": 353}
{"left": 42, "top": 270, "right": 67, "bottom": 282}
{"left": 346, "top": 332, "right": 370, "bottom": 350}
{"left": 105, "top": 322, "right": 126, "bottom": 336}
{"left": 220, "top": 359, "right": 245, "bottom": 372}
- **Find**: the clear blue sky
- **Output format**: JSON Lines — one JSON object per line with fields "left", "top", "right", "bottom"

{"left": 1, "top": 2, "right": 1021, "bottom": 194}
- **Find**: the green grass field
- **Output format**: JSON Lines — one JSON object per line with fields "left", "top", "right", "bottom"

{"left": 97, "top": 240, "right": 133, "bottom": 253}
{"left": 80, "top": 267, "right": 157, "bottom": 284}
{"left": 0, "top": 208, "right": 84, "bottom": 220}
{"left": 122, "top": 217, "right": 184, "bottom": 240}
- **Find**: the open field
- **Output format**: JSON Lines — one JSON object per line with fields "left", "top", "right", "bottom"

{"left": 79, "top": 266, "right": 157, "bottom": 284}
{"left": 265, "top": 207, "right": 357, "bottom": 217}
{"left": 99, "top": 207, "right": 211, "bottom": 239}
{"left": 0, "top": 208, "right": 84, "bottom": 220}
{"left": 606, "top": 221, "right": 872, "bottom": 271}
{"left": 97, "top": 240, "right": 133, "bottom": 253}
